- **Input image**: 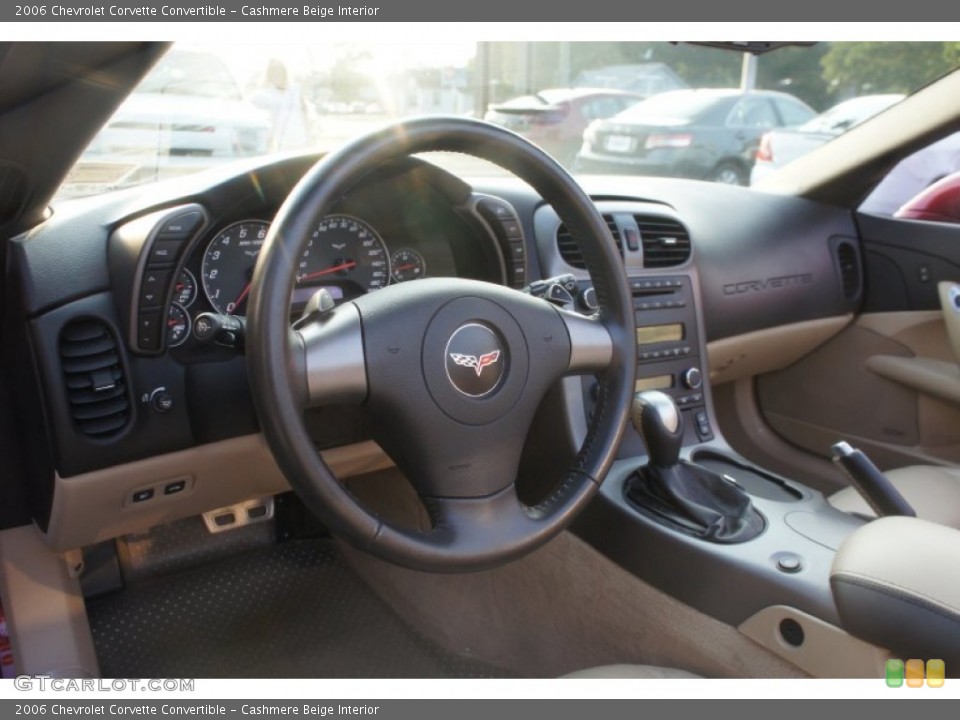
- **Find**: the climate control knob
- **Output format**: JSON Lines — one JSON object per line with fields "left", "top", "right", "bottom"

{"left": 682, "top": 367, "right": 703, "bottom": 390}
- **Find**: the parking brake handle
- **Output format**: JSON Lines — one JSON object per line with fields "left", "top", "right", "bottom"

{"left": 830, "top": 441, "right": 916, "bottom": 519}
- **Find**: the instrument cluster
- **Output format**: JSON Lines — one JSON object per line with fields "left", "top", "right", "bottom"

{"left": 161, "top": 206, "right": 476, "bottom": 352}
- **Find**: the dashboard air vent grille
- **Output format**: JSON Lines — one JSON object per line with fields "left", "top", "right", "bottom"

{"left": 556, "top": 214, "right": 622, "bottom": 269}
{"left": 636, "top": 215, "right": 692, "bottom": 268}
{"left": 58, "top": 319, "right": 131, "bottom": 439}
{"left": 836, "top": 241, "right": 861, "bottom": 300}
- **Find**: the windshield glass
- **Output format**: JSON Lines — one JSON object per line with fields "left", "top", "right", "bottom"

{"left": 56, "top": 41, "right": 960, "bottom": 200}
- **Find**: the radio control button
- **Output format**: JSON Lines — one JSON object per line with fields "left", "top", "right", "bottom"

{"left": 682, "top": 367, "right": 703, "bottom": 390}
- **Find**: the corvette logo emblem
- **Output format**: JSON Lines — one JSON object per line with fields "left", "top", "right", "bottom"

{"left": 449, "top": 350, "right": 501, "bottom": 377}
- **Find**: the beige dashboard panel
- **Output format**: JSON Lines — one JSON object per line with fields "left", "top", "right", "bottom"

{"left": 707, "top": 315, "right": 852, "bottom": 386}
{"left": 44, "top": 434, "right": 392, "bottom": 552}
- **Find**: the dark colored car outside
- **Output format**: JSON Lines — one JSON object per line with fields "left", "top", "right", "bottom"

{"left": 575, "top": 88, "right": 816, "bottom": 184}
{"left": 484, "top": 88, "right": 643, "bottom": 165}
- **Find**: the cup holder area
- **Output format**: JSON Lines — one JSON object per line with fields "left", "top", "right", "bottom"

{"left": 690, "top": 451, "right": 804, "bottom": 503}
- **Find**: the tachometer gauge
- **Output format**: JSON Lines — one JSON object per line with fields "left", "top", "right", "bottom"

{"left": 173, "top": 269, "right": 197, "bottom": 308}
{"left": 201, "top": 220, "right": 270, "bottom": 314}
{"left": 296, "top": 215, "right": 390, "bottom": 298}
{"left": 390, "top": 248, "right": 426, "bottom": 283}
{"left": 166, "top": 303, "right": 191, "bottom": 348}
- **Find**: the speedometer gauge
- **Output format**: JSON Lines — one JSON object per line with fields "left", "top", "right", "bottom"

{"left": 296, "top": 215, "right": 390, "bottom": 298}
{"left": 201, "top": 220, "right": 269, "bottom": 314}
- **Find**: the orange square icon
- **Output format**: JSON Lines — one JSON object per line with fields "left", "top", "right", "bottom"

{"left": 927, "top": 660, "right": 945, "bottom": 688}
{"left": 906, "top": 659, "right": 925, "bottom": 687}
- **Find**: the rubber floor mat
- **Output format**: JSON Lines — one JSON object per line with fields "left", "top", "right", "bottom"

{"left": 86, "top": 539, "right": 511, "bottom": 678}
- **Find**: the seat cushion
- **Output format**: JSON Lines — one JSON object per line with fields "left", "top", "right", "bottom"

{"left": 563, "top": 664, "right": 700, "bottom": 679}
{"left": 829, "top": 465, "right": 960, "bottom": 529}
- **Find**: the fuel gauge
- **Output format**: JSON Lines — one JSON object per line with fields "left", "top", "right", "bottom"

{"left": 390, "top": 248, "right": 426, "bottom": 283}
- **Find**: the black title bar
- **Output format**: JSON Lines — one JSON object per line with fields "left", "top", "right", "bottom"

{"left": 2, "top": 1, "right": 955, "bottom": 22}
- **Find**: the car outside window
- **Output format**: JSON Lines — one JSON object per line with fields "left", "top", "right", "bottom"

{"left": 581, "top": 96, "right": 626, "bottom": 120}
{"left": 615, "top": 92, "right": 719, "bottom": 123}
{"left": 773, "top": 97, "right": 817, "bottom": 127}
{"left": 727, "top": 97, "right": 778, "bottom": 129}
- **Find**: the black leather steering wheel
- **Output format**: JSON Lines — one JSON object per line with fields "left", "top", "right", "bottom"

{"left": 247, "top": 117, "right": 636, "bottom": 572}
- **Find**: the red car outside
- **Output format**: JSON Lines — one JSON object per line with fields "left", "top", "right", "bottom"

{"left": 484, "top": 88, "right": 643, "bottom": 165}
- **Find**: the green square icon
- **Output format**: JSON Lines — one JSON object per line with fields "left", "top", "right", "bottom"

{"left": 886, "top": 659, "right": 905, "bottom": 688}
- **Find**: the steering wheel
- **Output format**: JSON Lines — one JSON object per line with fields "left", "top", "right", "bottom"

{"left": 247, "top": 117, "right": 636, "bottom": 572}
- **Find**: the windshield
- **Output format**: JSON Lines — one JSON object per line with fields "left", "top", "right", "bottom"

{"left": 57, "top": 41, "right": 960, "bottom": 200}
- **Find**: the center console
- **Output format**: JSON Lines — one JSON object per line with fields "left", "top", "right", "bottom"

{"left": 575, "top": 267, "right": 883, "bottom": 674}
{"left": 535, "top": 200, "right": 890, "bottom": 677}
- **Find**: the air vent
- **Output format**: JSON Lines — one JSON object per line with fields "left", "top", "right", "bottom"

{"left": 556, "top": 214, "right": 622, "bottom": 269}
{"left": 836, "top": 241, "right": 861, "bottom": 300}
{"left": 58, "top": 319, "right": 131, "bottom": 439}
{"left": 636, "top": 215, "right": 692, "bottom": 268}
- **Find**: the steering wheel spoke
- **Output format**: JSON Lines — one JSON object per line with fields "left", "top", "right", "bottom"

{"left": 294, "top": 303, "right": 368, "bottom": 408}
{"left": 558, "top": 308, "right": 615, "bottom": 373}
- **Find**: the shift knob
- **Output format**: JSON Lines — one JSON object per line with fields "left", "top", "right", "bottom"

{"left": 631, "top": 391, "right": 684, "bottom": 467}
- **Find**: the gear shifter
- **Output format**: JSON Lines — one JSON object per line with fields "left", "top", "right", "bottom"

{"left": 626, "top": 391, "right": 764, "bottom": 543}
{"left": 632, "top": 391, "right": 684, "bottom": 468}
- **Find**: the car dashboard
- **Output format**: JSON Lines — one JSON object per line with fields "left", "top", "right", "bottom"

{"left": 5, "top": 150, "right": 862, "bottom": 554}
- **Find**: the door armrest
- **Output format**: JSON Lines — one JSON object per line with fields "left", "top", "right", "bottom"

{"left": 865, "top": 355, "right": 960, "bottom": 407}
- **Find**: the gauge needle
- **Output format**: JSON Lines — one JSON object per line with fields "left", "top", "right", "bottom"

{"left": 297, "top": 261, "right": 357, "bottom": 283}
{"left": 232, "top": 282, "right": 253, "bottom": 311}
{"left": 394, "top": 264, "right": 418, "bottom": 272}
{"left": 230, "top": 261, "right": 357, "bottom": 311}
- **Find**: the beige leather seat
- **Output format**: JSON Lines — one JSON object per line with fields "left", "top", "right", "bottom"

{"left": 563, "top": 664, "right": 699, "bottom": 679}
{"left": 829, "top": 465, "right": 960, "bottom": 529}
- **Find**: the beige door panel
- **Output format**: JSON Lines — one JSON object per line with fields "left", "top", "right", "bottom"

{"left": 756, "top": 311, "right": 960, "bottom": 470}
{"left": 857, "top": 309, "right": 953, "bottom": 361}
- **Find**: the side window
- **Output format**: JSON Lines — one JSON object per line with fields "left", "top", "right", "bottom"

{"left": 727, "top": 98, "right": 777, "bottom": 129}
{"left": 775, "top": 97, "right": 815, "bottom": 127}
{"left": 860, "top": 130, "right": 960, "bottom": 218}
